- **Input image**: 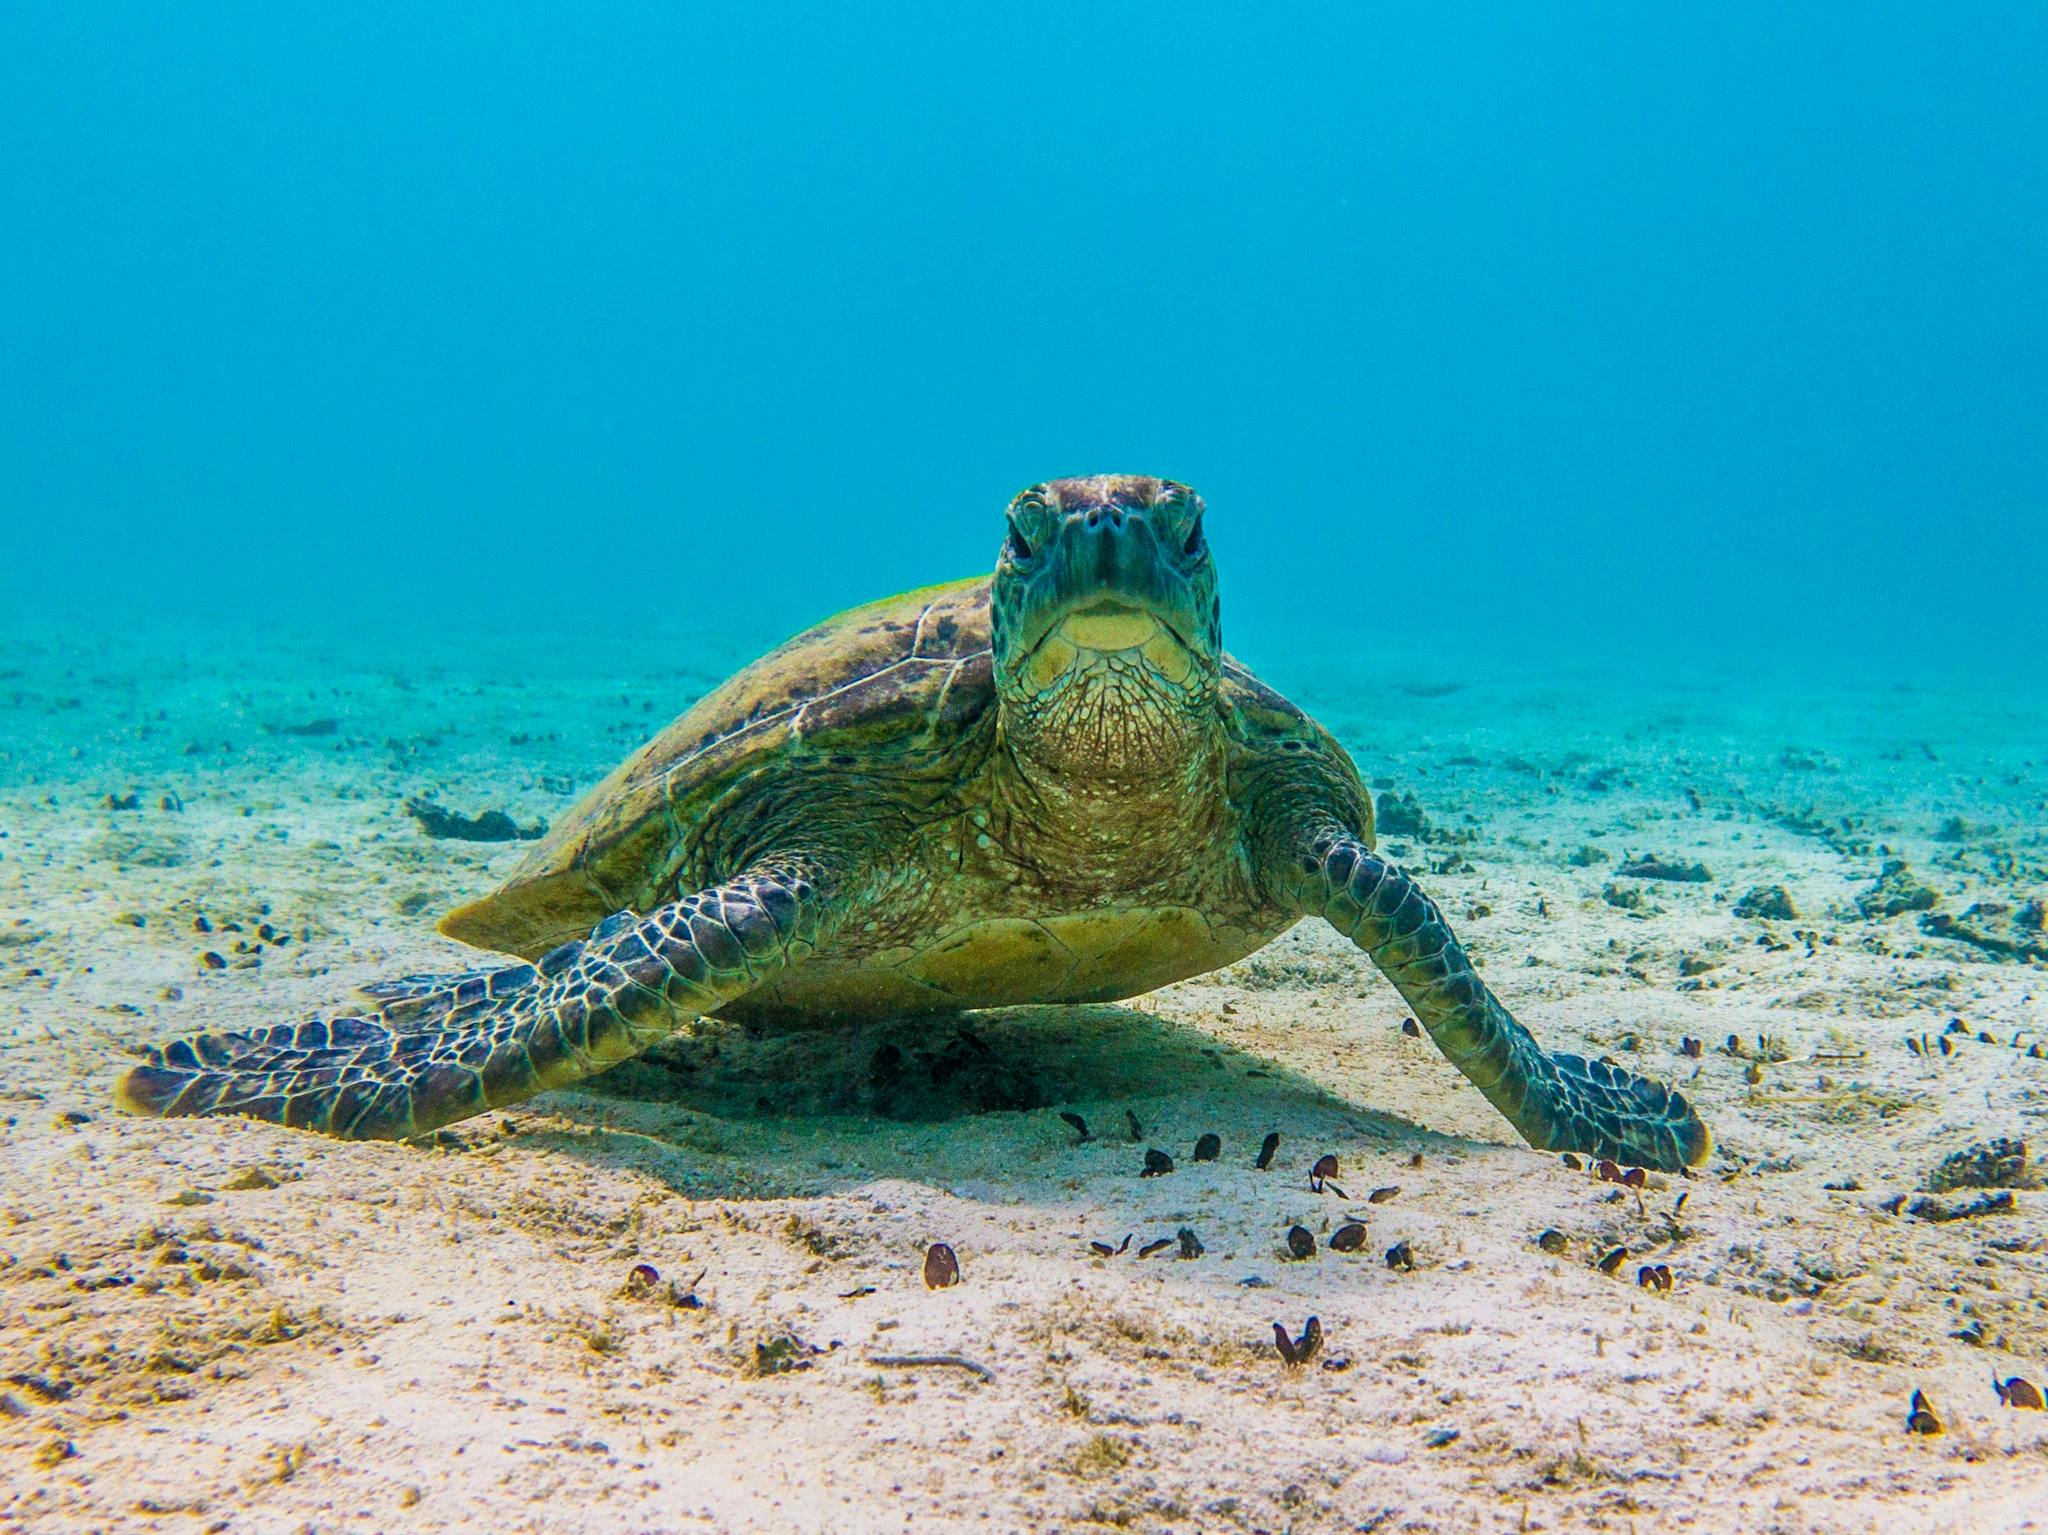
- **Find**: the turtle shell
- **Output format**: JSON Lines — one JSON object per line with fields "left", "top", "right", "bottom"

{"left": 436, "top": 576, "right": 995, "bottom": 959}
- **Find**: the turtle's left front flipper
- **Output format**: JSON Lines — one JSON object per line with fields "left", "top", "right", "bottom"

{"left": 1263, "top": 828, "right": 1710, "bottom": 1172}
{"left": 117, "top": 853, "right": 844, "bottom": 1140}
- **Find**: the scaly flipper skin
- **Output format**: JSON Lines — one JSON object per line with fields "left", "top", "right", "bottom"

{"left": 1274, "top": 828, "right": 1711, "bottom": 1171}
{"left": 117, "top": 854, "right": 842, "bottom": 1140}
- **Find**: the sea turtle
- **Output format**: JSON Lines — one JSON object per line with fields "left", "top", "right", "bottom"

{"left": 119, "top": 475, "right": 1710, "bottom": 1170}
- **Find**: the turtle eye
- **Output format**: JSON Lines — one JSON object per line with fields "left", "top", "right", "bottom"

{"left": 1182, "top": 513, "right": 1206, "bottom": 558}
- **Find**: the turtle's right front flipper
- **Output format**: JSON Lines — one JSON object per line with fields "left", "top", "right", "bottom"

{"left": 116, "top": 854, "right": 843, "bottom": 1140}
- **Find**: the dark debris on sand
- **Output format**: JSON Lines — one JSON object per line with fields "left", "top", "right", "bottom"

{"left": 1374, "top": 789, "right": 1432, "bottom": 839}
{"left": 1615, "top": 854, "right": 1713, "bottom": 884}
{"left": 1921, "top": 900, "right": 2046, "bottom": 962}
{"left": 1855, "top": 859, "right": 1939, "bottom": 919}
{"left": 1926, "top": 1138, "right": 2035, "bottom": 1194}
{"left": 1733, "top": 884, "right": 1798, "bottom": 920}
{"left": 404, "top": 797, "right": 546, "bottom": 842}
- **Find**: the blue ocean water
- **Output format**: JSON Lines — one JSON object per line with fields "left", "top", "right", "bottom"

{"left": 2, "top": 4, "right": 2042, "bottom": 686}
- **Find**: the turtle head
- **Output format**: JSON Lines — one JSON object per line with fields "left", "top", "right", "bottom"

{"left": 991, "top": 475, "right": 1222, "bottom": 777}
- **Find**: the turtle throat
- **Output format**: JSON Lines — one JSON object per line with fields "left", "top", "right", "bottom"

{"left": 1000, "top": 610, "right": 1223, "bottom": 792}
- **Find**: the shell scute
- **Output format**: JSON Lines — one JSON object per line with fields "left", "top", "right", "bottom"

{"left": 438, "top": 577, "right": 994, "bottom": 959}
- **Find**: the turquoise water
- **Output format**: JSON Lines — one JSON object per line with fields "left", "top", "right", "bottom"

{"left": 2, "top": 5, "right": 2043, "bottom": 680}
{"left": 1, "top": 3, "right": 2044, "bottom": 986}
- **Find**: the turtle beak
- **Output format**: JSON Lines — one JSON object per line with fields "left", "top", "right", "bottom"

{"left": 1017, "top": 503, "right": 1202, "bottom": 658}
{"left": 1059, "top": 597, "right": 1168, "bottom": 652}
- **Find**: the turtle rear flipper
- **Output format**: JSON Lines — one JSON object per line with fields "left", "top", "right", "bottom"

{"left": 118, "top": 858, "right": 840, "bottom": 1140}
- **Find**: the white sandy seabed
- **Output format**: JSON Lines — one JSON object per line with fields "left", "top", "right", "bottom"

{"left": 1, "top": 616, "right": 2044, "bottom": 1533}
